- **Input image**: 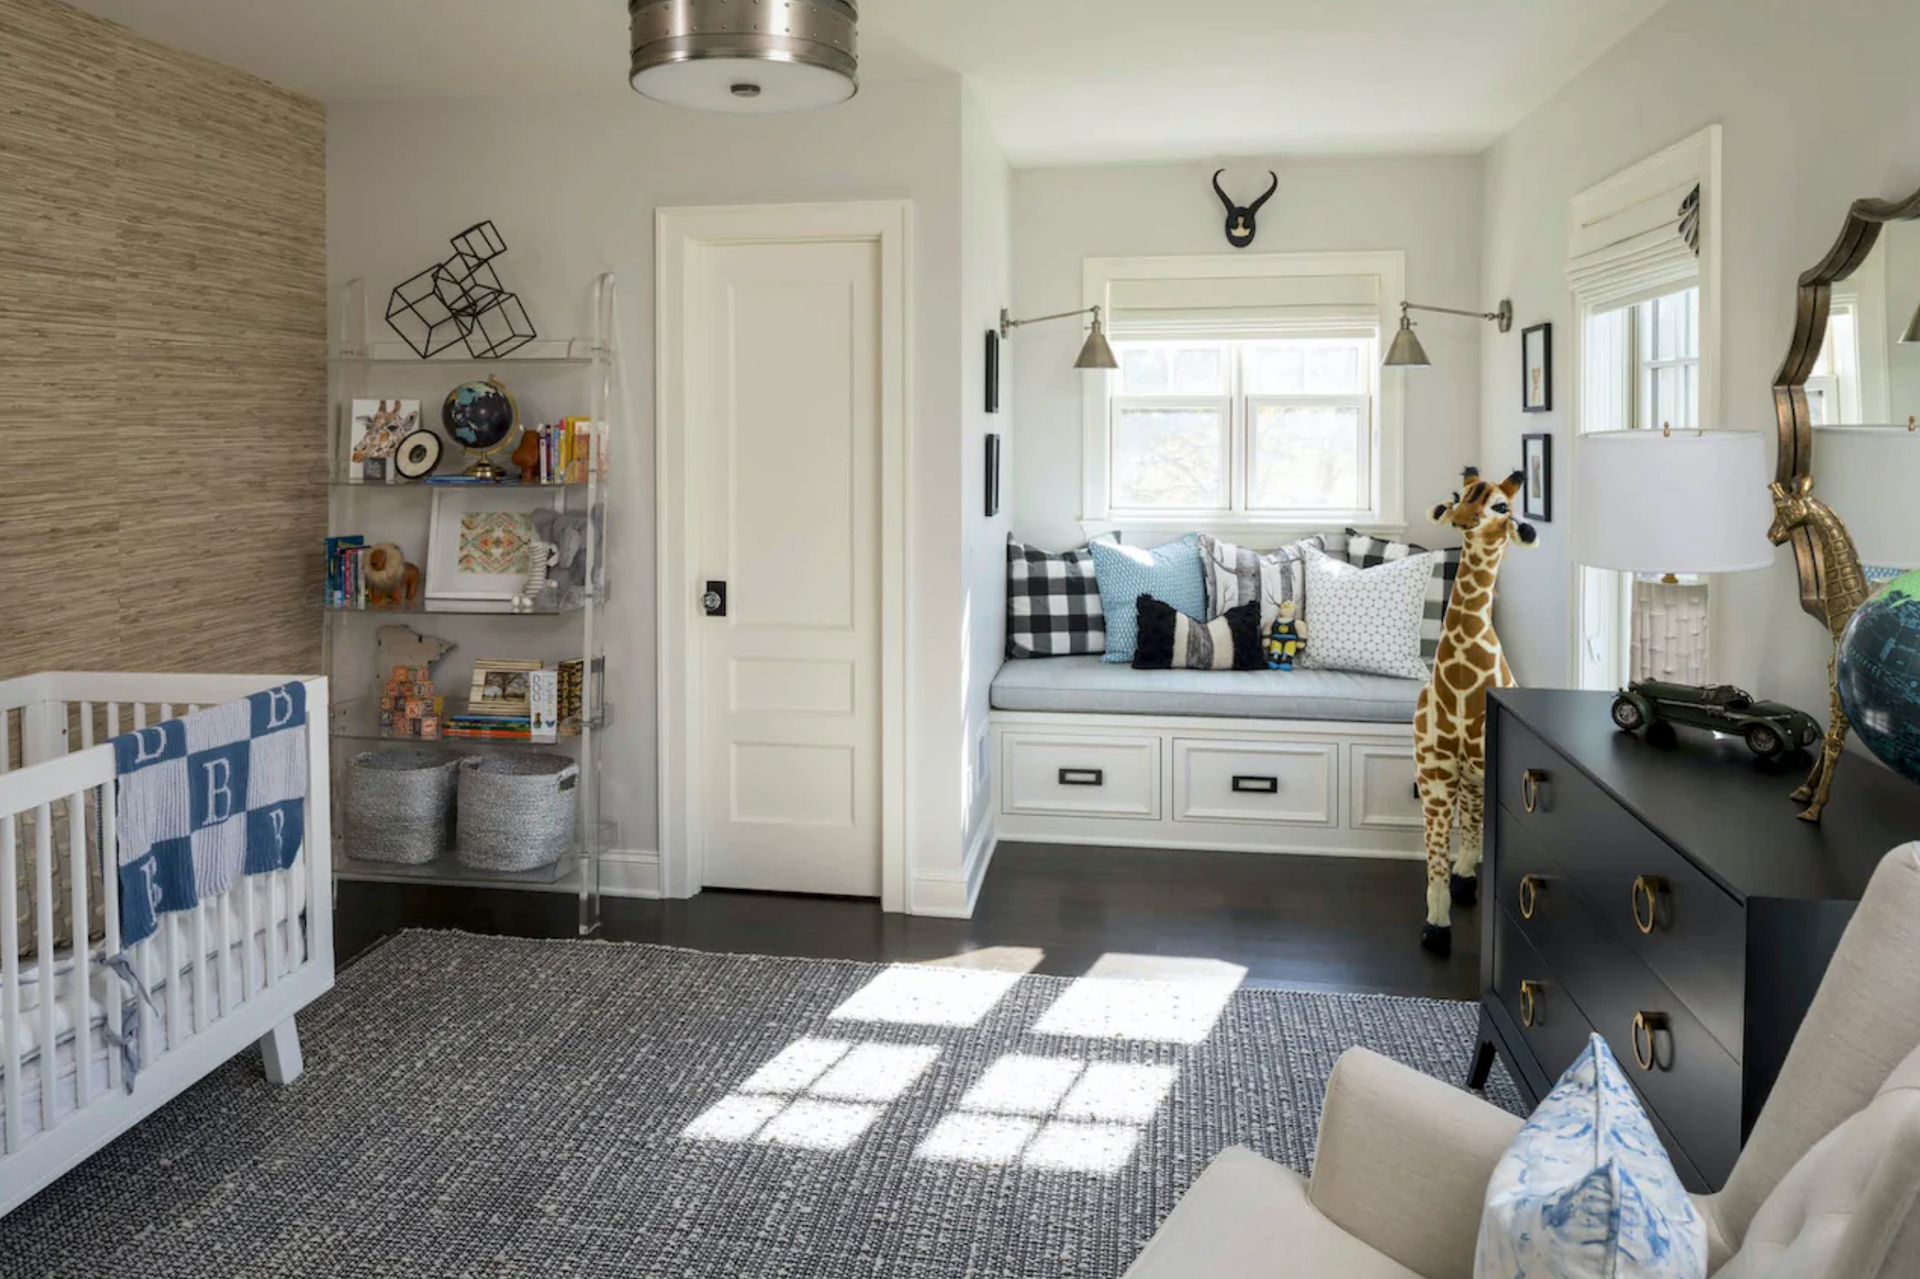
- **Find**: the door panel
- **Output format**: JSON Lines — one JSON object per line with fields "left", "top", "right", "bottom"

{"left": 699, "top": 239, "right": 882, "bottom": 896}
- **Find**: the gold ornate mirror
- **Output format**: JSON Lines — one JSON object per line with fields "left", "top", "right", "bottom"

{"left": 1771, "top": 185, "right": 1920, "bottom": 621}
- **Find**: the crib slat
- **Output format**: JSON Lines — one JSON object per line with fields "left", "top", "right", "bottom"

{"left": 101, "top": 784, "right": 121, "bottom": 1093}
{"left": 34, "top": 804, "right": 56, "bottom": 1132}
{"left": 264, "top": 873, "right": 280, "bottom": 988}
{"left": 194, "top": 897, "right": 209, "bottom": 1034}
{"left": 66, "top": 791, "right": 90, "bottom": 1111}
{"left": 132, "top": 704, "right": 145, "bottom": 731}
{"left": 139, "top": 934, "right": 158, "bottom": 1066}
{"left": 216, "top": 869, "right": 232, "bottom": 1020}
{"left": 165, "top": 914, "right": 183, "bottom": 1051}
{"left": 1, "top": 812, "right": 22, "bottom": 1155}
{"left": 241, "top": 858, "right": 259, "bottom": 1003}
{"left": 79, "top": 702, "right": 94, "bottom": 750}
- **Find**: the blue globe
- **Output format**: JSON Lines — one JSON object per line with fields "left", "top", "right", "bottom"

{"left": 1837, "top": 569, "right": 1920, "bottom": 786}
{"left": 441, "top": 378, "right": 516, "bottom": 452}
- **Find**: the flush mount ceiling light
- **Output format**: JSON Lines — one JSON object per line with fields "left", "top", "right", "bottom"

{"left": 629, "top": 0, "right": 859, "bottom": 113}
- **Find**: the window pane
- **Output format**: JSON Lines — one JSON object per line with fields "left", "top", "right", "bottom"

{"left": 1683, "top": 364, "right": 1699, "bottom": 428}
{"left": 1117, "top": 343, "right": 1226, "bottom": 395}
{"left": 1584, "top": 306, "right": 1631, "bottom": 432}
{"left": 1684, "top": 288, "right": 1700, "bottom": 359}
{"left": 1248, "top": 405, "right": 1363, "bottom": 511}
{"left": 1246, "top": 340, "right": 1369, "bottom": 395}
{"left": 1652, "top": 366, "right": 1680, "bottom": 432}
{"left": 1112, "top": 408, "right": 1228, "bottom": 510}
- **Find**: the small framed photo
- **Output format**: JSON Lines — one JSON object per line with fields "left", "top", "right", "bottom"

{"left": 985, "top": 330, "right": 1001, "bottom": 414}
{"left": 985, "top": 433, "right": 1001, "bottom": 517}
{"left": 1522, "top": 433, "right": 1552, "bottom": 522}
{"left": 349, "top": 399, "right": 421, "bottom": 481}
{"left": 1521, "top": 323, "right": 1552, "bottom": 413}
{"left": 425, "top": 487, "right": 565, "bottom": 604}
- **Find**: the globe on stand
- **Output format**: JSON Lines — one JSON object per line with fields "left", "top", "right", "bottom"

{"left": 1837, "top": 568, "right": 1920, "bottom": 787}
{"left": 442, "top": 377, "right": 518, "bottom": 480}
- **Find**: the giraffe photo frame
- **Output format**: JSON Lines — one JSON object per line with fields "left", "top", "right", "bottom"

{"left": 1522, "top": 433, "right": 1552, "bottom": 522}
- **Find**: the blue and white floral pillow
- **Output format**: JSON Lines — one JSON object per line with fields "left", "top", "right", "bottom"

{"left": 1476, "top": 1034, "right": 1707, "bottom": 1279}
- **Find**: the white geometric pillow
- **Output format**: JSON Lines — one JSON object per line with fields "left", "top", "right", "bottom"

{"left": 1298, "top": 545, "right": 1436, "bottom": 680}
{"left": 1476, "top": 1034, "right": 1708, "bottom": 1279}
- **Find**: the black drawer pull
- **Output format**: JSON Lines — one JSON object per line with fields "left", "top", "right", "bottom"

{"left": 1520, "top": 980, "right": 1544, "bottom": 1027}
{"left": 1632, "top": 1010, "right": 1671, "bottom": 1071}
{"left": 1518, "top": 874, "right": 1545, "bottom": 920}
{"left": 1522, "top": 768, "right": 1548, "bottom": 813}
{"left": 1058, "top": 768, "right": 1104, "bottom": 787}
{"left": 1632, "top": 875, "right": 1668, "bottom": 934}
{"left": 1232, "top": 775, "right": 1279, "bottom": 794}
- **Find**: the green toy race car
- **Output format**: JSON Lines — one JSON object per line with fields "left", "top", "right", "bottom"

{"left": 1610, "top": 679, "right": 1823, "bottom": 760}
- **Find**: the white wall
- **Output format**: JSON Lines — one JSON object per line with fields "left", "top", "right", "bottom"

{"left": 1009, "top": 156, "right": 1485, "bottom": 552}
{"left": 956, "top": 90, "right": 1014, "bottom": 907}
{"left": 1480, "top": 0, "right": 1920, "bottom": 713}
{"left": 327, "top": 80, "right": 972, "bottom": 900}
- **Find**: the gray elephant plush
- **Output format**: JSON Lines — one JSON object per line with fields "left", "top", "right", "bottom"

{"left": 531, "top": 507, "right": 603, "bottom": 607}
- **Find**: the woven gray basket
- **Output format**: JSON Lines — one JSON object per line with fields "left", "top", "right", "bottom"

{"left": 455, "top": 753, "right": 579, "bottom": 872}
{"left": 344, "top": 748, "right": 462, "bottom": 865}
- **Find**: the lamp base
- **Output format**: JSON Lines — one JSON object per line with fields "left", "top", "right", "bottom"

{"left": 1632, "top": 577, "right": 1711, "bottom": 684}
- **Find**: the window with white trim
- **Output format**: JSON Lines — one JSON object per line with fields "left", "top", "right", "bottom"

{"left": 1107, "top": 333, "right": 1377, "bottom": 519}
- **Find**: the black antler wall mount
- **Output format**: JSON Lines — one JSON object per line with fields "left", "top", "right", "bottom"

{"left": 1213, "top": 169, "right": 1279, "bottom": 249}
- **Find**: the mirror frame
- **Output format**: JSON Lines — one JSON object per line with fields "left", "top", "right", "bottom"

{"left": 1772, "top": 185, "right": 1920, "bottom": 621}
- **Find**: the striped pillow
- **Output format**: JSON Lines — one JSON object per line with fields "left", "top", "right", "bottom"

{"left": 1132, "top": 597, "right": 1267, "bottom": 672}
{"left": 1345, "top": 529, "right": 1462, "bottom": 668}
{"left": 1197, "top": 534, "right": 1324, "bottom": 632}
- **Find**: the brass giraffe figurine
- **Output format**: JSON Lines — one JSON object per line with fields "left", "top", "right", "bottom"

{"left": 1767, "top": 475, "right": 1873, "bottom": 822}
{"left": 1414, "top": 467, "right": 1537, "bottom": 955}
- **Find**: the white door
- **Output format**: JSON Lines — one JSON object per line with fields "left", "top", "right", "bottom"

{"left": 693, "top": 238, "right": 883, "bottom": 897}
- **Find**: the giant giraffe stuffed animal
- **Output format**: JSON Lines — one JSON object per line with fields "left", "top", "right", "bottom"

{"left": 1415, "top": 467, "right": 1537, "bottom": 955}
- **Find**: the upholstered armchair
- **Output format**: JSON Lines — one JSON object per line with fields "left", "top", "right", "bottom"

{"left": 1123, "top": 844, "right": 1920, "bottom": 1279}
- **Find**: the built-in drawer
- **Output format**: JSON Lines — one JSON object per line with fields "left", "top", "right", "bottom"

{"left": 1000, "top": 731, "right": 1160, "bottom": 820}
{"left": 1492, "top": 907, "right": 1594, "bottom": 1089}
{"left": 1348, "top": 743, "right": 1422, "bottom": 832}
{"left": 1172, "top": 738, "right": 1335, "bottom": 827}
{"left": 1493, "top": 712, "right": 1746, "bottom": 1059}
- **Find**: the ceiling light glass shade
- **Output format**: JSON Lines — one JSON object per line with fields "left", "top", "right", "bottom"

{"left": 1571, "top": 431, "right": 1777, "bottom": 574}
{"left": 1901, "top": 302, "right": 1920, "bottom": 345}
{"left": 1383, "top": 318, "right": 1430, "bottom": 368}
{"left": 629, "top": 0, "right": 858, "bottom": 113}
{"left": 1075, "top": 316, "right": 1119, "bottom": 370}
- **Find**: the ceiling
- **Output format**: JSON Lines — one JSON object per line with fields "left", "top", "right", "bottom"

{"left": 65, "top": 0, "right": 1673, "bottom": 166}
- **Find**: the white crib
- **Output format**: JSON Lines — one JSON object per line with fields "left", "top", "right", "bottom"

{"left": 0, "top": 672, "right": 333, "bottom": 1217}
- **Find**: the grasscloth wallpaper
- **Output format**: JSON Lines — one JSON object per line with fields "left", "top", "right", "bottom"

{"left": 0, "top": 0, "right": 326, "bottom": 681}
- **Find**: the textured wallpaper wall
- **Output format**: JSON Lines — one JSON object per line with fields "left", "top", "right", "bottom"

{"left": 0, "top": 0, "right": 326, "bottom": 681}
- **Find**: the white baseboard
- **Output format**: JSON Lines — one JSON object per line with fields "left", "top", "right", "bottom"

{"left": 911, "top": 816, "right": 999, "bottom": 919}
{"left": 600, "top": 848, "right": 663, "bottom": 899}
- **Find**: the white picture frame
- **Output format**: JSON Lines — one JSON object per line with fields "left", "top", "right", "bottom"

{"left": 348, "top": 399, "right": 421, "bottom": 482}
{"left": 425, "top": 487, "right": 565, "bottom": 603}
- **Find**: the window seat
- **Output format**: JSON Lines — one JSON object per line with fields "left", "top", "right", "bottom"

{"left": 989, "top": 656, "right": 1422, "bottom": 725}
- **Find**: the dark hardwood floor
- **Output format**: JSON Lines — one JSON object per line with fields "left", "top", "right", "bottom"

{"left": 335, "top": 842, "right": 1480, "bottom": 1001}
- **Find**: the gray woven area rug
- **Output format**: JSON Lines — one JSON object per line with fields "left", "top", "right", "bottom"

{"left": 3, "top": 932, "right": 1521, "bottom": 1278}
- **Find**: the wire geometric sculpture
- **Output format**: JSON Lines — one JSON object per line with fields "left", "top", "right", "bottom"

{"left": 385, "top": 221, "right": 539, "bottom": 359}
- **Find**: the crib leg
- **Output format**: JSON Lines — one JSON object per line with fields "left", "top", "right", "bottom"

{"left": 259, "top": 1016, "right": 304, "bottom": 1086}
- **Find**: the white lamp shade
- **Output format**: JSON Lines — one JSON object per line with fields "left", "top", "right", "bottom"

{"left": 1810, "top": 428, "right": 1920, "bottom": 568}
{"left": 1571, "top": 430, "right": 1777, "bottom": 574}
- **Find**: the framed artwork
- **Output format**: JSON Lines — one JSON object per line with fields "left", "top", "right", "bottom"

{"left": 1522, "top": 433, "right": 1552, "bottom": 522}
{"left": 985, "top": 433, "right": 1001, "bottom": 517}
{"left": 1521, "top": 323, "right": 1552, "bottom": 413}
{"left": 425, "top": 487, "right": 564, "bottom": 603}
{"left": 985, "top": 330, "right": 1001, "bottom": 414}
{"left": 349, "top": 399, "right": 421, "bottom": 481}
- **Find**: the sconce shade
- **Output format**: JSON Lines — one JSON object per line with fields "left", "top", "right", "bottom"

{"left": 1383, "top": 319, "right": 1430, "bottom": 369}
{"left": 1572, "top": 430, "right": 1776, "bottom": 574}
{"left": 1075, "top": 315, "right": 1119, "bottom": 370}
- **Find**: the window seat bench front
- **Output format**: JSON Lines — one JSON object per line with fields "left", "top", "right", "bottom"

{"left": 987, "top": 659, "right": 1425, "bottom": 861}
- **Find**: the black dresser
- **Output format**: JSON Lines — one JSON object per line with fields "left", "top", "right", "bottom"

{"left": 1469, "top": 688, "right": 1920, "bottom": 1191}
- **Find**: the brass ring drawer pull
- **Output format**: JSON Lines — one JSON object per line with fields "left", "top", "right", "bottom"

{"left": 1521, "top": 769, "right": 1548, "bottom": 813}
{"left": 1520, "top": 980, "right": 1543, "bottom": 1028}
{"left": 1518, "top": 875, "right": 1544, "bottom": 920}
{"left": 1632, "top": 875, "right": 1667, "bottom": 934}
{"left": 1632, "top": 1011, "right": 1670, "bottom": 1071}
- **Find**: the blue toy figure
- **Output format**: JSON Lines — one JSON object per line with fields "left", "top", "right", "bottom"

{"left": 1267, "top": 600, "right": 1302, "bottom": 671}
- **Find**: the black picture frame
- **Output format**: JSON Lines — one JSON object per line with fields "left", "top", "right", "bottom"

{"left": 984, "top": 434, "right": 1002, "bottom": 517}
{"left": 1522, "top": 433, "right": 1552, "bottom": 522}
{"left": 1522, "top": 322, "right": 1553, "bottom": 412}
{"left": 984, "top": 330, "right": 1001, "bottom": 414}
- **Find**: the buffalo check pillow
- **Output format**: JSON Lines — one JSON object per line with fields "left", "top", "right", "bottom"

{"left": 1345, "top": 529, "right": 1462, "bottom": 669}
{"left": 1006, "top": 536, "right": 1105, "bottom": 657}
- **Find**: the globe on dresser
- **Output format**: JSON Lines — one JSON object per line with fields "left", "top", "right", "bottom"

{"left": 1836, "top": 568, "right": 1920, "bottom": 787}
{"left": 442, "top": 377, "right": 518, "bottom": 480}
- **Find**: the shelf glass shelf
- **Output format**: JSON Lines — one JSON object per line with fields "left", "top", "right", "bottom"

{"left": 321, "top": 477, "right": 590, "bottom": 491}
{"left": 331, "top": 339, "right": 606, "bottom": 368}
{"left": 331, "top": 697, "right": 605, "bottom": 746}
{"left": 316, "top": 596, "right": 595, "bottom": 617}
{"left": 334, "top": 821, "right": 616, "bottom": 889}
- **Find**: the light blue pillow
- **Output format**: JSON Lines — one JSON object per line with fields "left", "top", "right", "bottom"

{"left": 1089, "top": 536, "right": 1207, "bottom": 664}
{"left": 1476, "top": 1034, "right": 1707, "bottom": 1279}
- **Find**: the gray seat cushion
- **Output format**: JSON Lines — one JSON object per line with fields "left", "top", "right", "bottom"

{"left": 990, "top": 656, "right": 1422, "bottom": 723}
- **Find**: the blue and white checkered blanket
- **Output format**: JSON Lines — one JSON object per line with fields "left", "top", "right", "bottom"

{"left": 110, "top": 683, "right": 307, "bottom": 949}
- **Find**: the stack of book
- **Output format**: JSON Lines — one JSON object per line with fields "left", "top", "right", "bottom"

{"left": 443, "top": 658, "right": 545, "bottom": 741}
{"left": 325, "top": 535, "right": 368, "bottom": 608}
{"left": 534, "top": 418, "right": 598, "bottom": 485}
